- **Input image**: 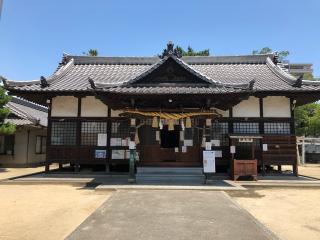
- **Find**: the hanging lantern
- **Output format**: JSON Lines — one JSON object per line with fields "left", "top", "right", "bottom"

{"left": 180, "top": 119, "right": 185, "bottom": 131}
{"left": 159, "top": 119, "right": 163, "bottom": 130}
{"left": 186, "top": 117, "right": 192, "bottom": 128}
{"left": 168, "top": 119, "right": 174, "bottom": 131}
{"left": 152, "top": 116, "right": 158, "bottom": 128}
{"left": 134, "top": 131, "right": 140, "bottom": 145}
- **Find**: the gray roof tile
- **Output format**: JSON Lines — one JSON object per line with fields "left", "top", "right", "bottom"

{"left": 5, "top": 97, "right": 48, "bottom": 127}
{"left": 4, "top": 53, "right": 320, "bottom": 94}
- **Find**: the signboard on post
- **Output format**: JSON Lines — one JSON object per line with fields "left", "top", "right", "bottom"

{"left": 203, "top": 150, "right": 215, "bottom": 173}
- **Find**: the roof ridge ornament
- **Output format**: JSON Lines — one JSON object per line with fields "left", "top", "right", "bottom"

{"left": 293, "top": 75, "right": 303, "bottom": 88}
{"left": 88, "top": 77, "right": 96, "bottom": 89}
{"left": 40, "top": 76, "right": 49, "bottom": 88}
{"left": 248, "top": 79, "right": 255, "bottom": 90}
{"left": 161, "top": 41, "right": 182, "bottom": 59}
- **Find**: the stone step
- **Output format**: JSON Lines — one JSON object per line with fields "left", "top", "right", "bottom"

{"left": 136, "top": 175, "right": 205, "bottom": 184}
{"left": 137, "top": 167, "right": 203, "bottom": 175}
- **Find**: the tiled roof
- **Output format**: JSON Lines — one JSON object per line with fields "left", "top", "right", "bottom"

{"left": 5, "top": 97, "right": 48, "bottom": 127}
{"left": 3, "top": 51, "right": 320, "bottom": 94}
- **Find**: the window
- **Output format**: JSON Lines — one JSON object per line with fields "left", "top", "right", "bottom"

{"left": 111, "top": 120, "right": 130, "bottom": 138}
{"left": 51, "top": 122, "right": 77, "bottom": 145}
{"left": 81, "top": 122, "right": 107, "bottom": 145}
{"left": 36, "top": 136, "right": 46, "bottom": 154}
{"left": 211, "top": 122, "right": 229, "bottom": 146}
{"left": 0, "top": 135, "right": 15, "bottom": 155}
{"left": 233, "top": 122, "right": 259, "bottom": 134}
{"left": 264, "top": 122, "right": 291, "bottom": 135}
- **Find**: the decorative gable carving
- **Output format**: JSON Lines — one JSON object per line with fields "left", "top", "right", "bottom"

{"left": 130, "top": 57, "right": 212, "bottom": 86}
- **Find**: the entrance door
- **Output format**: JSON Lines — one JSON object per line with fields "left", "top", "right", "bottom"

{"left": 160, "top": 127, "right": 179, "bottom": 148}
{"left": 139, "top": 124, "right": 201, "bottom": 167}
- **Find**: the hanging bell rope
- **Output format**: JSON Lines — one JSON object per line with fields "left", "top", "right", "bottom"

{"left": 121, "top": 109, "right": 220, "bottom": 120}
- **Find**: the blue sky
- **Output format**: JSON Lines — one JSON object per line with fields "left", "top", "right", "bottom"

{"left": 0, "top": 0, "right": 319, "bottom": 80}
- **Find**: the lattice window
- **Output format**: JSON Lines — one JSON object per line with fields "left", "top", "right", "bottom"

{"left": 51, "top": 122, "right": 77, "bottom": 145}
{"left": 211, "top": 122, "right": 229, "bottom": 146}
{"left": 111, "top": 120, "right": 130, "bottom": 138}
{"left": 233, "top": 122, "right": 259, "bottom": 134}
{"left": 264, "top": 122, "right": 291, "bottom": 135}
{"left": 81, "top": 122, "right": 107, "bottom": 146}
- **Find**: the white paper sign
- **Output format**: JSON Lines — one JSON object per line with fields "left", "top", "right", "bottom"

{"left": 97, "top": 134, "right": 107, "bottom": 146}
{"left": 211, "top": 140, "right": 220, "bottom": 147}
{"left": 112, "top": 150, "right": 125, "bottom": 159}
{"left": 182, "top": 146, "right": 187, "bottom": 153}
{"left": 180, "top": 131, "right": 184, "bottom": 141}
{"left": 156, "top": 131, "right": 160, "bottom": 141}
{"left": 175, "top": 147, "right": 179, "bottom": 153}
{"left": 203, "top": 150, "right": 215, "bottom": 173}
{"left": 230, "top": 146, "right": 236, "bottom": 154}
{"left": 263, "top": 144, "right": 268, "bottom": 151}
{"left": 184, "top": 140, "right": 193, "bottom": 147}
{"left": 205, "top": 142, "right": 212, "bottom": 150}
{"left": 129, "top": 141, "right": 136, "bottom": 150}
{"left": 214, "top": 150, "right": 222, "bottom": 158}
{"left": 110, "top": 138, "right": 122, "bottom": 146}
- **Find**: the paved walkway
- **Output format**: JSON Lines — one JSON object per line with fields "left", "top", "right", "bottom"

{"left": 66, "top": 190, "right": 277, "bottom": 240}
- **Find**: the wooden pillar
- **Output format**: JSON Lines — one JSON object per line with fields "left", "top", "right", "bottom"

{"left": 74, "top": 96, "right": 82, "bottom": 172}
{"left": 106, "top": 108, "right": 111, "bottom": 172}
{"left": 228, "top": 107, "right": 233, "bottom": 134}
{"left": 45, "top": 97, "right": 52, "bottom": 173}
{"left": 259, "top": 97, "right": 264, "bottom": 134}
{"left": 128, "top": 118, "right": 136, "bottom": 183}
{"left": 259, "top": 97, "right": 265, "bottom": 175}
{"left": 290, "top": 98, "right": 295, "bottom": 135}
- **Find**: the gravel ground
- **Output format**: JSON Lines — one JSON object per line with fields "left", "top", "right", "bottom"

{"left": 0, "top": 184, "right": 111, "bottom": 240}
{"left": 229, "top": 187, "right": 320, "bottom": 240}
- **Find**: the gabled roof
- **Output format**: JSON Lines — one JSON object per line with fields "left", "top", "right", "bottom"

{"left": 3, "top": 42, "right": 320, "bottom": 96}
{"left": 5, "top": 97, "right": 48, "bottom": 127}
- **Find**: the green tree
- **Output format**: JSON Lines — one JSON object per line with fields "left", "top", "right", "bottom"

{"left": 0, "top": 86, "right": 15, "bottom": 135}
{"left": 295, "top": 103, "right": 320, "bottom": 136}
{"left": 83, "top": 49, "right": 98, "bottom": 56}
{"left": 175, "top": 45, "right": 210, "bottom": 56}
{"left": 252, "top": 47, "right": 289, "bottom": 61}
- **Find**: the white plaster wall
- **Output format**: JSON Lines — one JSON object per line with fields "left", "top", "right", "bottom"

{"left": 216, "top": 108, "right": 229, "bottom": 118}
{"left": 211, "top": 108, "right": 229, "bottom": 117}
{"left": 111, "top": 109, "right": 124, "bottom": 117}
{"left": 51, "top": 96, "right": 78, "bottom": 117}
{"left": 0, "top": 128, "right": 47, "bottom": 167}
{"left": 27, "top": 128, "right": 47, "bottom": 164}
{"left": 263, "top": 96, "right": 291, "bottom": 118}
{"left": 233, "top": 97, "right": 260, "bottom": 118}
{"left": 81, "top": 96, "right": 108, "bottom": 117}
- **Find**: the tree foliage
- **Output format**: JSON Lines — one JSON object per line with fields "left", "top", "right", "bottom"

{"left": 295, "top": 103, "right": 320, "bottom": 136}
{"left": 252, "top": 47, "right": 289, "bottom": 61}
{"left": 175, "top": 45, "right": 210, "bottom": 56}
{"left": 0, "top": 86, "right": 15, "bottom": 135}
{"left": 83, "top": 49, "right": 98, "bottom": 56}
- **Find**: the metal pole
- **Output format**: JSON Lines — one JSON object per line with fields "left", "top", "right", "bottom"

{"left": 128, "top": 149, "right": 136, "bottom": 183}
{"left": 128, "top": 119, "right": 136, "bottom": 183}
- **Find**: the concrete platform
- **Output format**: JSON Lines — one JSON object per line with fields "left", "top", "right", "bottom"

{"left": 66, "top": 190, "right": 278, "bottom": 240}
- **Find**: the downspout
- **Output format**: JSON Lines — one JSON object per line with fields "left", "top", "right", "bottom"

{"left": 26, "top": 129, "right": 30, "bottom": 166}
